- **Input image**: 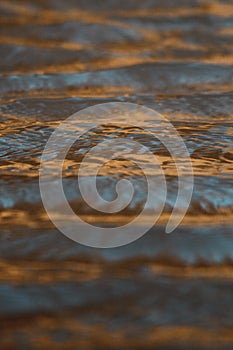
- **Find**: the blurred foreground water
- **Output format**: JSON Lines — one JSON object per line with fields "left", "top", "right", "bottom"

{"left": 0, "top": 0, "right": 233, "bottom": 349}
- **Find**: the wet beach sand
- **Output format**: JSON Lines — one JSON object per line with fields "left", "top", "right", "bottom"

{"left": 0, "top": 0, "right": 233, "bottom": 349}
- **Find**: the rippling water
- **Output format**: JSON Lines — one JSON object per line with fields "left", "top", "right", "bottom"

{"left": 0, "top": 0, "right": 233, "bottom": 349}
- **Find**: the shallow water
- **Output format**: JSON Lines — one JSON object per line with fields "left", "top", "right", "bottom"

{"left": 0, "top": 0, "right": 233, "bottom": 349}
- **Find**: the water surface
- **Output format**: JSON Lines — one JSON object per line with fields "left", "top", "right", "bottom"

{"left": 0, "top": 0, "right": 233, "bottom": 349}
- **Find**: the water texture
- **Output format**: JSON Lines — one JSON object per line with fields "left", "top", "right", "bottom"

{"left": 0, "top": 0, "right": 233, "bottom": 349}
